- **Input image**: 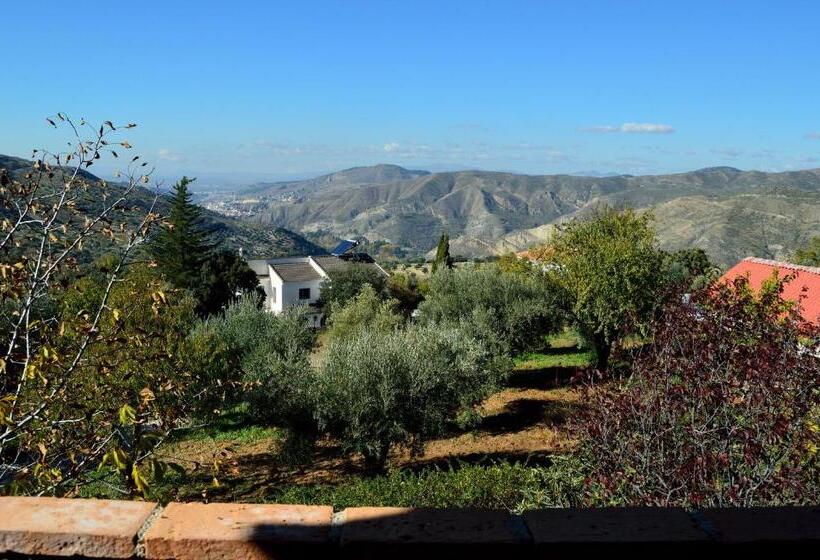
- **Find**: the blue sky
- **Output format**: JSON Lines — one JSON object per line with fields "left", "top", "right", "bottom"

{"left": 2, "top": 0, "right": 820, "bottom": 181}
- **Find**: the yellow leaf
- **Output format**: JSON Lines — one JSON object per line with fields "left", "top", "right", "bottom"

{"left": 112, "top": 448, "right": 127, "bottom": 470}
{"left": 118, "top": 404, "right": 136, "bottom": 425}
{"left": 132, "top": 464, "right": 149, "bottom": 496}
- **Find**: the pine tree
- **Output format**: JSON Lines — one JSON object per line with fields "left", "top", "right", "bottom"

{"left": 150, "top": 177, "right": 213, "bottom": 291}
{"left": 431, "top": 232, "right": 453, "bottom": 273}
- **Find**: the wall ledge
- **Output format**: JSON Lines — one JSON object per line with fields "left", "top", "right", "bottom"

{"left": 0, "top": 497, "right": 816, "bottom": 559}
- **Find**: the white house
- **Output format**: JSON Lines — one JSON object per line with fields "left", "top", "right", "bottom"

{"left": 246, "top": 253, "right": 388, "bottom": 328}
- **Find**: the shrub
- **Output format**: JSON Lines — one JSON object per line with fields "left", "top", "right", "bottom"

{"left": 325, "top": 285, "right": 404, "bottom": 342}
{"left": 319, "top": 263, "right": 387, "bottom": 309}
{"left": 187, "top": 296, "right": 317, "bottom": 430}
{"left": 316, "top": 324, "right": 507, "bottom": 469}
{"left": 418, "top": 264, "right": 562, "bottom": 355}
{"left": 386, "top": 272, "right": 424, "bottom": 316}
{"left": 576, "top": 275, "right": 820, "bottom": 507}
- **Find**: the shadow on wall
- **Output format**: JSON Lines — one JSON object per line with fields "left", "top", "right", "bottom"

{"left": 246, "top": 507, "right": 535, "bottom": 560}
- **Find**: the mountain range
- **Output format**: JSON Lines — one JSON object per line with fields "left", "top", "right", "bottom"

{"left": 0, "top": 154, "right": 322, "bottom": 260}
{"left": 221, "top": 164, "right": 820, "bottom": 266}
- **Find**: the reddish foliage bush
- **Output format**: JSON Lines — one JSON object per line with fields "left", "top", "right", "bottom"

{"left": 576, "top": 275, "right": 820, "bottom": 507}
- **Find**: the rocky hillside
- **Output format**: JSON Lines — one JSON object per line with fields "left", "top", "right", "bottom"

{"left": 0, "top": 154, "right": 323, "bottom": 260}
{"left": 230, "top": 164, "right": 820, "bottom": 266}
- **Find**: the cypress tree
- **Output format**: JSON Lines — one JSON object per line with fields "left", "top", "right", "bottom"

{"left": 431, "top": 232, "right": 453, "bottom": 273}
{"left": 150, "top": 176, "right": 213, "bottom": 291}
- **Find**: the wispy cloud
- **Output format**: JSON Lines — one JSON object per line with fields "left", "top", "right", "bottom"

{"left": 157, "top": 148, "right": 185, "bottom": 162}
{"left": 580, "top": 122, "right": 675, "bottom": 134}
{"left": 383, "top": 142, "right": 400, "bottom": 153}
{"left": 711, "top": 147, "right": 743, "bottom": 159}
{"left": 805, "top": 132, "right": 820, "bottom": 140}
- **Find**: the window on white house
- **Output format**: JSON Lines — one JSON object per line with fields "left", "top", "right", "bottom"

{"left": 299, "top": 287, "right": 311, "bottom": 300}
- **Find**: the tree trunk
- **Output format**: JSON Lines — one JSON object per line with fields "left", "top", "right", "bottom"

{"left": 593, "top": 333, "right": 611, "bottom": 372}
{"left": 364, "top": 441, "right": 390, "bottom": 473}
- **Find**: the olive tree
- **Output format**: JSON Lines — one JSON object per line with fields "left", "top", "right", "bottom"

{"left": 418, "top": 264, "right": 562, "bottom": 356}
{"left": 325, "top": 284, "right": 404, "bottom": 342}
{"left": 319, "top": 263, "right": 387, "bottom": 309}
{"left": 792, "top": 235, "right": 820, "bottom": 266}
{"left": 186, "top": 295, "right": 317, "bottom": 430}
{"left": 316, "top": 324, "right": 505, "bottom": 470}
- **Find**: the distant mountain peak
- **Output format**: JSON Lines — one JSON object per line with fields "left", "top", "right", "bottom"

{"left": 695, "top": 166, "right": 743, "bottom": 174}
{"left": 327, "top": 164, "right": 429, "bottom": 183}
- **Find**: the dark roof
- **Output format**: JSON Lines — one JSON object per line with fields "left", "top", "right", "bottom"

{"left": 331, "top": 239, "right": 358, "bottom": 256}
{"left": 269, "top": 261, "right": 323, "bottom": 282}
{"left": 312, "top": 255, "right": 387, "bottom": 277}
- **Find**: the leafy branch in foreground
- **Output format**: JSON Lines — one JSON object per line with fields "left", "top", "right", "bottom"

{"left": 0, "top": 116, "right": 203, "bottom": 496}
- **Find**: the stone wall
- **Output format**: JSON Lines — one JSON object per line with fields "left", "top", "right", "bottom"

{"left": 0, "top": 497, "right": 817, "bottom": 558}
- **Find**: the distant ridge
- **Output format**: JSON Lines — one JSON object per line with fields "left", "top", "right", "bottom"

{"left": 0, "top": 154, "right": 323, "bottom": 259}
{"left": 227, "top": 163, "right": 820, "bottom": 266}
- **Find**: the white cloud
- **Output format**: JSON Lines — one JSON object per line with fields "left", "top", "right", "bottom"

{"left": 157, "top": 148, "right": 184, "bottom": 162}
{"left": 621, "top": 122, "right": 675, "bottom": 134}
{"left": 581, "top": 122, "right": 675, "bottom": 134}
{"left": 383, "top": 142, "right": 400, "bottom": 153}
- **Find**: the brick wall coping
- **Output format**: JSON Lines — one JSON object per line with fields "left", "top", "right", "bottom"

{"left": 0, "top": 497, "right": 816, "bottom": 558}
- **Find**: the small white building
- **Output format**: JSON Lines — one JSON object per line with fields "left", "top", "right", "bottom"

{"left": 246, "top": 254, "right": 388, "bottom": 328}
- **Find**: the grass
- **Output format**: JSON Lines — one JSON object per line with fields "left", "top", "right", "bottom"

{"left": 173, "top": 408, "right": 282, "bottom": 444}
{"left": 545, "top": 329, "right": 582, "bottom": 350}
{"left": 78, "top": 456, "right": 584, "bottom": 511}
{"left": 262, "top": 457, "right": 583, "bottom": 512}
{"left": 513, "top": 330, "right": 594, "bottom": 370}
{"left": 514, "top": 350, "right": 593, "bottom": 370}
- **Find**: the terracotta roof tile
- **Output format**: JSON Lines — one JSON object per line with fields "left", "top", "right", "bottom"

{"left": 720, "top": 257, "right": 820, "bottom": 324}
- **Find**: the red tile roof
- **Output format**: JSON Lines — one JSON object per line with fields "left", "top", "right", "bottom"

{"left": 720, "top": 257, "right": 820, "bottom": 324}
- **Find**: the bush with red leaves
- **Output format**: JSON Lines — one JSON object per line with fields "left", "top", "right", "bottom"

{"left": 576, "top": 274, "right": 820, "bottom": 507}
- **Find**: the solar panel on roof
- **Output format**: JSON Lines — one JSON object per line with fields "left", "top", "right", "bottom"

{"left": 331, "top": 239, "right": 358, "bottom": 256}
